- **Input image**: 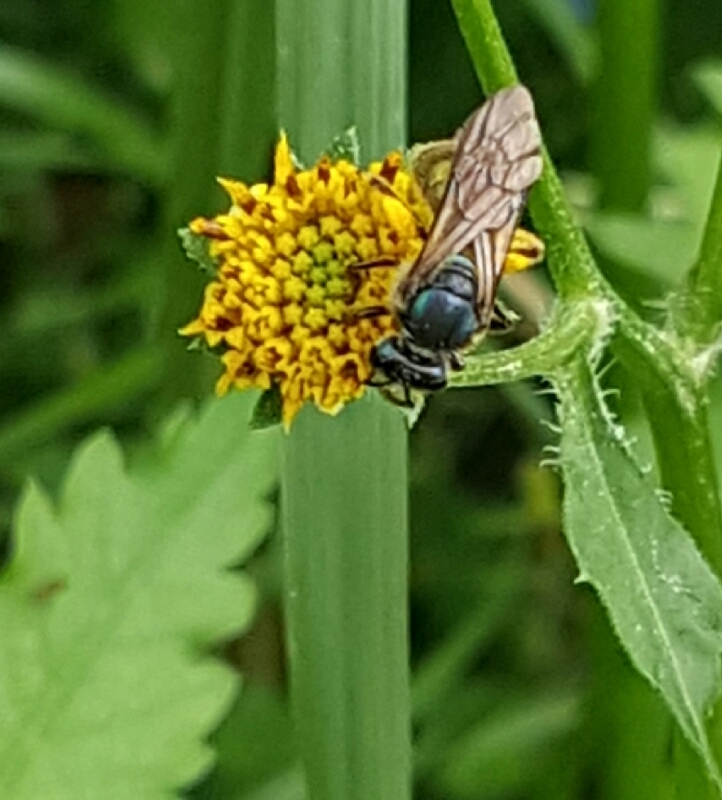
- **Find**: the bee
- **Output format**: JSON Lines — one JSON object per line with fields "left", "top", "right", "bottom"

{"left": 362, "top": 85, "right": 544, "bottom": 407}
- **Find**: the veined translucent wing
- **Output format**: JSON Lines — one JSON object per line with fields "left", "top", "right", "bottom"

{"left": 395, "top": 86, "right": 543, "bottom": 320}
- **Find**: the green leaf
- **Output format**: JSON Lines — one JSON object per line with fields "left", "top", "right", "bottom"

{"left": 0, "top": 392, "right": 278, "bottom": 799}
{"left": 250, "top": 386, "right": 283, "bottom": 430}
{"left": 556, "top": 358, "right": 722, "bottom": 790}
{"left": 179, "top": 227, "right": 218, "bottom": 276}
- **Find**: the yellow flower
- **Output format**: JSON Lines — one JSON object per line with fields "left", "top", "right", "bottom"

{"left": 180, "top": 134, "right": 544, "bottom": 428}
{"left": 180, "top": 135, "right": 432, "bottom": 427}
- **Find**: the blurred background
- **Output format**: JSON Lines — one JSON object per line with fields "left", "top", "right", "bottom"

{"left": 1, "top": 0, "right": 721, "bottom": 798}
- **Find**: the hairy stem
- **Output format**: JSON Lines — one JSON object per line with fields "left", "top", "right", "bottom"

{"left": 450, "top": 0, "right": 602, "bottom": 300}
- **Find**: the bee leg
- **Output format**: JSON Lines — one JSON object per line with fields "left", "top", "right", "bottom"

{"left": 402, "top": 382, "right": 414, "bottom": 407}
{"left": 348, "top": 257, "right": 397, "bottom": 272}
{"left": 447, "top": 351, "right": 465, "bottom": 371}
{"left": 488, "top": 300, "right": 519, "bottom": 335}
{"left": 353, "top": 306, "right": 389, "bottom": 320}
{"left": 346, "top": 259, "right": 397, "bottom": 302}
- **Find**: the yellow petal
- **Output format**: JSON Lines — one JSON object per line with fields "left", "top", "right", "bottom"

{"left": 274, "top": 132, "right": 296, "bottom": 185}
{"left": 505, "top": 228, "right": 546, "bottom": 273}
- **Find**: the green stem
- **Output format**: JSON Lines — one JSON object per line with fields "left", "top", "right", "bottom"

{"left": 450, "top": 0, "right": 603, "bottom": 300}
{"left": 615, "top": 264, "right": 722, "bottom": 800}
{"left": 450, "top": 0, "right": 722, "bottom": 569}
{"left": 448, "top": 0, "right": 518, "bottom": 92}
{"left": 276, "top": 1, "right": 411, "bottom": 799}
{"left": 451, "top": 299, "right": 604, "bottom": 387}
{"left": 591, "top": 0, "right": 659, "bottom": 212}
{"left": 282, "top": 399, "right": 409, "bottom": 800}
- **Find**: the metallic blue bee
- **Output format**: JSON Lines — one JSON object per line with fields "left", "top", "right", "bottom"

{"left": 364, "top": 86, "right": 543, "bottom": 406}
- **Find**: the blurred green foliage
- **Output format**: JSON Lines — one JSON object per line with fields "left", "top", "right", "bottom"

{"left": 1, "top": 0, "right": 722, "bottom": 798}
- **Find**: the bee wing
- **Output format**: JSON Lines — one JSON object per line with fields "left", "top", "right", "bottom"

{"left": 472, "top": 193, "right": 527, "bottom": 326}
{"left": 396, "top": 85, "right": 543, "bottom": 310}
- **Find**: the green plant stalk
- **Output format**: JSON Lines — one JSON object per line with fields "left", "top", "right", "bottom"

{"left": 591, "top": 0, "right": 659, "bottom": 212}
{"left": 276, "top": 2, "right": 411, "bottom": 799}
{"left": 450, "top": 0, "right": 722, "bottom": 576}
{"left": 451, "top": 298, "right": 604, "bottom": 388}
{"left": 613, "top": 321, "right": 722, "bottom": 798}
{"left": 643, "top": 381, "right": 722, "bottom": 570}
{"left": 449, "top": 0, "right": 603, "bottom": 301}
{"left": 450, "top": 0, "right": 722, "bottom": 588}
{"left": 282, "top": 399, "right": 409, "bottom": 800}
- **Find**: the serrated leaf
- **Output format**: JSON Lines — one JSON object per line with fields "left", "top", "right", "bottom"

{"left": 556, "top": 360, "right": 722, "bottom": 791}
{"left": 325, "top": 127, "right": 361, "bottom": 165}
{"left": 0, "top": 392, "right": 278, "bottom": 799}
{"left": 250, "top": 386, "right": 283, "bottom": 430}
{"left": 179, "top": 227, "right": 218, "bottom": 276}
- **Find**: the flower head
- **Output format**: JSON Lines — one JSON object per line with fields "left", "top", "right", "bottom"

{"left": 180, "top": 133, "right": 544, "bottom": 427}
{"left": 181, "top": 135, "right": 432, "bottom": 426}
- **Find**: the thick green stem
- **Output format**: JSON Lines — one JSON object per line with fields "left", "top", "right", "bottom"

{"left": 276, "top": 2, "right": 411, "bottom": 799}
{"left": 591, "top": 0, "right": 659, "bottom": 212}
{"left": 277, "top": 0, "right": 406, "bottom": 159}
{"left": 282, "top": 399, "right": 409, "bottom": 800}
